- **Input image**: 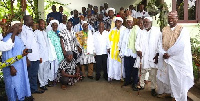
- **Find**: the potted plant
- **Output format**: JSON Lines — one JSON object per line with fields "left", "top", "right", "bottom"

{"left": 0, "top": 71, "right": 6, "bottom": 101}
{"left": 190, "top": 24, "right": 200, "bottom": 84}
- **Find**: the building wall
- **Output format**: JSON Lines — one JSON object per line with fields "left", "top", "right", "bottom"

{"left": 134, "top": 0, "right": 199, "bottom": 37}
{"left": 164, "top": 0, "right": 199, "bottom": 37}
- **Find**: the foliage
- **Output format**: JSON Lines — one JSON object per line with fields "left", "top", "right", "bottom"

{"left": 27, "top": 0, "right": 40, "bottom": 23}
{"left": 44, "top": 0, "right": 71, "bottom": 20}
{"left": 177, "top": 2, "right": 184, "bottom": 20}
{"left": 188, "top": 5, "right": 196, "bottom": 20}
{"left": 0, "top": 70, "right": 6, "bottom": 100}
{"left": 190, "top": 24, "right": 200, "bottom": 80}
{"left": 44, "top": 0, "right": 67, "bottom": 11}
{"left": 0, "top": 0, "right": 40, "bottom": 22}
{"left": 146, "top": 0, "right": 169, "bottom": 31}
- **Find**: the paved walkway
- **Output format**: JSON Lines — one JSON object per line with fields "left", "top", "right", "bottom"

{"left": 33, "top": 78, "right": 171, "bottom": 101}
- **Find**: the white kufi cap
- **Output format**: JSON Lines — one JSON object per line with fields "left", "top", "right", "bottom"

{"left": 50, "top": 20, "right": 59, "bottom": 26}
{"left": 144, "top": 17, "right": 153, "bottom": 21}
{"left": 11, "top": 21, "right": 21, "bottom": 26}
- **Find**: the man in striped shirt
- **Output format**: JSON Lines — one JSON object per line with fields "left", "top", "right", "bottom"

{"left": 59, "top": 21, "right": 82, "bottom": 63}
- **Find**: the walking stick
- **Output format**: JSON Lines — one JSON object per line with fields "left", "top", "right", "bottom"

{"left": 53, "top": 60, "right": 56, "bottom": 86}
{"left": 120, "top": 57, "right": 124, "bottom": 81}
{"left": 120, "top": 57, "right": 124, "bottom": 88}
{"left": 138, "top": 58, "right": 142, "bottom": 96}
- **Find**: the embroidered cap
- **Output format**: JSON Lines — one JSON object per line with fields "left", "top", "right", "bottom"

{"left": 126, "top": 16, "right": 133, "bottom": 21}
{"left": 168, "top": 11, "right": 178, "bottom": 17}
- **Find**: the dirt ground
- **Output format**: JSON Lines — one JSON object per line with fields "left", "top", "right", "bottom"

{"left": 33, "top": 78, "right": 171, "bottom": 101}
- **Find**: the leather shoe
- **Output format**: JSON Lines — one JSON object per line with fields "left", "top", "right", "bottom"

{"left": 132, "top": 84, "right": 139, "bottom": 91}
{"left": 151, "top": 89, "right": 157, "bottom": 96}
{"left": 47, "top": 83, "right": 53, "bottom": 87}
{"left": 32, "top": 90, "right": 44, "bottom": 94}
{"left": 25, "top": 95, "right": 34, "bottom": 101}
{"left": 88, "top": 76, "right": 94, "bottom": 79}
{"left": 61, "top": 85, "right": 67, "bottom": 90}
{"left": 40, "top": 86, "right": 48, "bottom": 90}
{"left": 96, "top": 76, "right": 100, "bottom": 81}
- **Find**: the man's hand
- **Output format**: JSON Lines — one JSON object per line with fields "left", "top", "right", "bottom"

{"left": 40, "top": 58, "right": 42, "bottom": 63}
{"left": 163, "top": 53, "right": 170, "bottom": 59}
{"left": 153, "top": 54, "right": 159, "bottom": 64}
{"left": 10, "top": 66, "right": 17, "bottom": 76}
{"left": 78, "top": 47, "right": 82, "bottom": 54}
{"left": 26, "top": 58, "right": 31, "bottom": 67}
{"left": 137, "top": 51, "right": 142, "bottom": 59}
{"left": 75, "top": 73, "right": 80, "bottom": 78}
{"left": 12, "top": 25, "right": 19, "bottom": 34}
{"left": 22, "top": 49, "right": 28, "bottom": 57}
{"left": 107, "top": 49, "right": 110, "bottom": 54}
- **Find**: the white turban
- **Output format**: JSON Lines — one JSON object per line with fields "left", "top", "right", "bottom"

{"left": 106, "top": 8, "right": 115, "bottom": 14}
{"left": 114, "top": 17, "right": 123, "bottom": 23}
{"left": 50, "top": 20, "right": 59, "bottom": 26}
{"left": 144, "top": 17, "right": 153, "bottom": 21}
{"left": 11, "top": 21, "right": 21, "bottom": 26}
{"left": 82, "top": 21, "right": 88, "bottom": 26}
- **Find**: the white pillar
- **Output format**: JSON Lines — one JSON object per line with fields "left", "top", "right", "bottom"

{"left": 38, "top": 0, "right": 45, "bottom": 20}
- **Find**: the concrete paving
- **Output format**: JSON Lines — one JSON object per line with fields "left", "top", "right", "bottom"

{"left": 33, "top": 78, "right": 171, "bottom": 101}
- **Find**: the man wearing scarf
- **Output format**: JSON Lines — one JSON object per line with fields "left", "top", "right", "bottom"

{"left": 157, "top": 11, "right": 194, "bottom": 101}
{"left": 119, "top": 16, "right": 140, "bottom": 90}
{"left": 76, "top": 21, "right": 95, "bottom": 79}
{"left": 107, "top": 16, "right": 126, "bottom": 81}
{"left": 48, "top": 20, "right": 64, "bottom": 63}
{"left": 104, "top": 8, "right": 116, "bottom": 31}
{"left": 47, "top": 20, "right": 64, "bottom": 83}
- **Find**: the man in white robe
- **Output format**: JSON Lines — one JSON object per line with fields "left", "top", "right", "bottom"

{"left": 107, "top": 17, "right": 126, "bottom": 81}
{"left": 35, "top": 19, "right": 51, "bottom": 90}
{"left": 135, "top": 17, "right": 161, "bottom": 96}
{"left": 157, "top": 11, "right": 194, "bottom": 101}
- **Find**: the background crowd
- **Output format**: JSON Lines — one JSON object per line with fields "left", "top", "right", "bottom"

{"left": 0, "top": 2, "right": 194, "bottom": 101}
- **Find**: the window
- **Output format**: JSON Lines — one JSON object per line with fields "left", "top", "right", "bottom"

{"left": 172, "top": 0, "right": 200, "bottom": 23}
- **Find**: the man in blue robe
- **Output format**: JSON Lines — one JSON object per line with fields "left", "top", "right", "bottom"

{"left": 2, "top": 23, "right": 31, "bottom": 101}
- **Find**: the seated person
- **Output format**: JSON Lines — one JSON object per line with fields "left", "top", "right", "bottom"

{"left": 58, "top": 51, "right": 82, "bottom": 90}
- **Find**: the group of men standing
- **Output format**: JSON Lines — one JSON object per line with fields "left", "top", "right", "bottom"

{"left": 0, "top": 2, "right": 194, "bottom": 101}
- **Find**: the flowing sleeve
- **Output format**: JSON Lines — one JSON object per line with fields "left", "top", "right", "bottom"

{"left": 20, "top": 30, "right": 28, "bottom": 48}
{"left": 158, "top": 33, "right": 166, "bottom": 55}
{"left": 135, "top": 29, "right": 142, "bottom": 51}
{"left": 0, "top": 39, "right": 14, "bottom": 51}
{"left": 107, "top": 30, "right": 113, "bottom": 49}
{"left": 35, "top": 31, "right": 42, "bottom": 59}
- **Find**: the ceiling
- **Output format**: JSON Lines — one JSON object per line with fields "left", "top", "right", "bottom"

{"left": 55, "top": 0, "right": 139, "bottom": 12}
